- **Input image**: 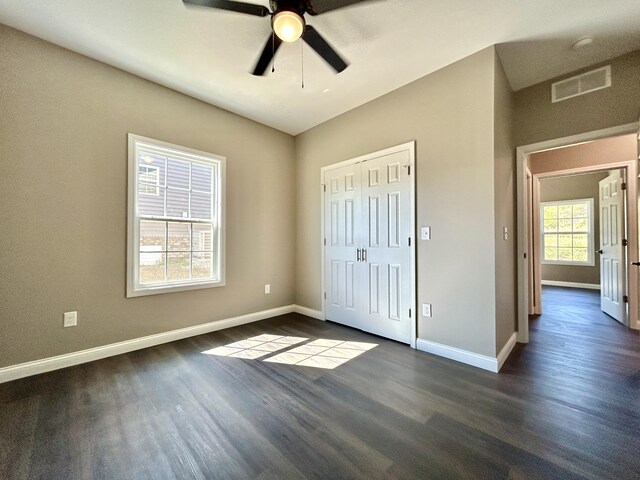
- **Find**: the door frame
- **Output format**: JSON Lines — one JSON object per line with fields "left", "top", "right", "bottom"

{"left": 516, "top": 123, "right": 639, "bottom": 343}
{"left": 533, "top": 165, "right": 631, "bottom": 324}
{"left": 320, "top": 141, "right": 417, "bottom": 348}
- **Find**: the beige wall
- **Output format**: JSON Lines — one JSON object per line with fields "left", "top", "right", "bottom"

{"left": 514, "top": 50, "right": 640, "bottom": 147}
{"left": 539, "top": 172, "right": 608, "bottom": 284}
{"left": 529, "top": 135, "right": 637, "bottom": 174}
{"left": 494, "top": 53, "right": 516, "bottom": 353}
{"left": 0, "top": 25, "right": 296, "bottom": 368}
{"left": 296, "top": 47, "right": 500, "bottom": 357}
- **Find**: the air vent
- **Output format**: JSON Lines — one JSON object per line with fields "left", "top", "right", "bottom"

{"left": 551, "top": 66, "right": 611, "bottom": 103}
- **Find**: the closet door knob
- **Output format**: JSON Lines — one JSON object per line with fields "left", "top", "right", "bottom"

{"left": 357, "top": 249, "right": 361, "bottom": 261}
{"left": 596, "top": 249, "right": 603, "bottom": 254}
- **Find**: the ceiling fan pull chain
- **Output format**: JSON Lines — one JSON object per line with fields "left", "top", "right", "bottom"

{"left": 271, "top": 31, "right": 276, "bottom": 73}
{"left": 301, "top": 39, "right": 304, "bottom": 89}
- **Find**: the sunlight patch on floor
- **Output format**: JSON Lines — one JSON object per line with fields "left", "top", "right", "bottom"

{"left": 264, "top": 339, "right": 378, "bottom": 369}
{"left": 202, "top": 334, "right": 308, "bottom": 359}
{"left": 203, "top": 336, "right": 378, "bottom": 369}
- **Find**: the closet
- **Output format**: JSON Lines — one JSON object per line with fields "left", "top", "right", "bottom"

{"left": 322, "top": 143, "right": 415, "bottom": 344}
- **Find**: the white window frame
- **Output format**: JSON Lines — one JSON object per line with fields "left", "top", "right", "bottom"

{"left": 127, "top": 134, "right": 226, "bottom": 297}
{"left": 540, "top": 198, "right": 595, "bottom": 267}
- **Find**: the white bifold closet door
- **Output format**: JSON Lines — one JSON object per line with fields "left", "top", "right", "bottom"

{"left": 324, "top": 149, "right": 413, "bottom": 344}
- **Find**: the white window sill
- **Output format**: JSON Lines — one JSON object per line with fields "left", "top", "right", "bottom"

{"left": 127, "top": 279, "right": 225, "bottom": 298}
{"left": 541, "top": 261, "right": 595, "bottom": 267}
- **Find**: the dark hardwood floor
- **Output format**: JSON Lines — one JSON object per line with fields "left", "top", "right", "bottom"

{"left": 1, "top": 286, "right": 639, "bottom": 479}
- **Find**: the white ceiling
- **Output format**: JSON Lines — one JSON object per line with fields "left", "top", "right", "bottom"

{"left": 1, "top": 0, "right": 639, "bottom": 135}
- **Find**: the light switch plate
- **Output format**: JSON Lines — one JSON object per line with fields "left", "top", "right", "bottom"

{"left": 264, "top": 284, "right": 271, "bottom": 294}
{"left": 421, "top": 226, "right": 431, "bottom": 240}
{"left": 64, "top": 311, "right": 77, "bottom": 327}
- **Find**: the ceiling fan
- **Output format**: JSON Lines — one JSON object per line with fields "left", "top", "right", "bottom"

{"left": 183, "top": 0, "right": 375, "bottom": 76}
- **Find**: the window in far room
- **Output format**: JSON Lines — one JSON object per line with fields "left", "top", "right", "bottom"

{"left": 541, "top": 198, "right": 594, "bottom": 266}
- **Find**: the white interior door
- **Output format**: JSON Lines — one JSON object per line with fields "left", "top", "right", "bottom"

{"left": 599, "top": 170, "right": 627, "bottom": 325}
{"left": 324, "top": 163, "right": 362, "bottom": 330}
{"left": 360, "top": 151, "right": 413, "bottom": 343}
{"left": 323, "top": 144, "right": 415, "bottom": 345}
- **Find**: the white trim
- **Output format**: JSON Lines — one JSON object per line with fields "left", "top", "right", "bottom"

{"left": 320, "top": 141, "right": 417, "bottom": 348}
{"left": 293, "top": 305, "right": 325, "bottom": 320}
{"left": 541, "top": 280, "right": 600, "bottom": 290}
{"left": 496, "top": 332, "right": 517, "bottom": 372}
{"left": 127, "top": 133, "right": 227, "bottom": 298}
{"left": 0, "top": 305, "right": 294, "bottom": 384}
{"left": 516, "top": 122, "right": 640, "bottom": 343}
{"left": 416, "top": 339, "right": 500, "bottom": 373}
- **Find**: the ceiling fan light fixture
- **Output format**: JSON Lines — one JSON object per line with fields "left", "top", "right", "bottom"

{"left": 272, "top": 10, "right": 305, "bottom": 42}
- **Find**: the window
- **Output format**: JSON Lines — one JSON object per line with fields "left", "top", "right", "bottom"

{"left": 127, "top": 134, "right": 225, "bottom": 297}
{"left": 541, "top": 198, "right": 594, "bottom": 266}
{"left": 138, "top": 165, "right": 159, "bottom": 195}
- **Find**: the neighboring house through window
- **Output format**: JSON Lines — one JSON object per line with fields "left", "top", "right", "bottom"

{"left": 127, "top": 134, "right": 225, "bottom": 297}
{"left": 541, "top": 198, "right": 595, "bottom": 266}
{"left": 138, "top": 164, "right": 160, "bottom": 195}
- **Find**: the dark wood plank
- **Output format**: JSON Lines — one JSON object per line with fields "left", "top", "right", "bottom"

{"left": 1, "top": 287, "right": 639, "bottom": 479}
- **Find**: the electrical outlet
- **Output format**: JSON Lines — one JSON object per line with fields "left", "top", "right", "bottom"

{"left": 503, "top": 226, "right": 508, "bottom": 241}
{"left": 264, "top": 284, "right": 271, "bottom": 294}
{"left": 421, "top": 226, "right": 431, "bottom": 240}
{"left": 422, "top": 303, "right": 432, "bottom": 317}
{"left": 63, "top": 311, "right": 77, "bottom": 327}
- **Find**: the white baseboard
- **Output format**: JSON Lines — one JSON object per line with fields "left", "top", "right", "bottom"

{"left": 293, "top": 305, "right": 325, "bottom": 321}
{"left": 416, "top": 339, "right": 499, "bottom": 373}
{"left": 0, "top": 305, "right": 296, "bottom": 384}
{"left": 497, "top": 332, "right": 517, "bottom": 372}
{"left": 541, "top": 280, "right": 600, "bottom": 290}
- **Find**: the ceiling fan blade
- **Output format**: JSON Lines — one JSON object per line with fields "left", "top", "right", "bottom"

{"left": 183, "top": 0, "right": 270, "bottom": 17}
{"left": 303, "top": 0, "right": 376, "bottom": 16}
{"left": 302, "top": 25, "right": 348, "bottom": 73}
{"left": 252, "top": 33, "right": 283, "bottom": 76}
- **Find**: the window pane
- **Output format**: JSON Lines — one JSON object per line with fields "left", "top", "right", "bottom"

{"left": 573, "top": 248, "right": 588, "bottom": 262}
{"left": 139, "top": 153, "right": 166, "bottom": 186}
{"left": 168, "top": 252, "right": 190, "bottom": 281}
{"left": 191, "top": 191, "right": 212, "bottom": 220}
{"left": 543, "top": 206, "right": 557, "bottom": 220}
{"left": 573, "top": 234, "right": 588, "bottom": 248}
{"left": 140, "top": 253, "right": 165, "bottom": 284}
{"left": 168, "top": 222, "right": 190, "bottom": 251}
{"left": 558, "top": 218, "right": 572, "bottom": 232}
{"left": 140, "top": 220, "right": 166, "bottom": 252}
{"left": 138, "top": 185, "right": 165, "bottom": 216}
{"left": 573, "top": 203, "right": 588, "bottom": 218}
{"left": 544, "top": 234, "right": 558, "bottom": 247}
{"left": 558, "top": 205, "right": 572, "bottom": 218}
{"left": 544, "top": 219, "right": 558, "bottom": 232}
{"left": 558, "top": 248, "right": 572, "bottom": 261}
{"left": 558, "top": 234, "right": 572, "bottom": 248}
{"left": 193, "top": 252, "right": 213, "bottom": 279}
{"left": 192, "top": 164, "right": 213, "bottom": 192}
{"left": 193, "top": 224, "right": 213, "bottom": 252}
{"left": 167, "top": 188, "right": 189, "bottom": 217}
{"left": 167, "top": 158, "right": 190, "bottom": 189}
{"left": 573, "top": 218, "right": 588, "bottom": 232}
{"left": 545, "top": 247, "right": 558, "bottom": 261}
